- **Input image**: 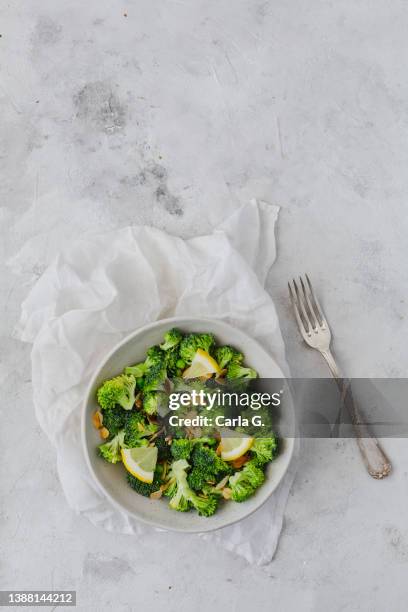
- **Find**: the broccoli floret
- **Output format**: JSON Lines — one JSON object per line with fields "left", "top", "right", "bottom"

{"left": 165, "top": 459, "right": 218, "bottom": 516}
{"left": 191, "top": 493, "right": 218, "bottom": 517}
{"left": 170, "top": 438, "right": 194, "bottom": 461}
{"left": 214, "top": 346, "right": 243, "bottom": 369}
{"left": 127, "top": 469, "right": 162, "bottom": 497}
{"left": 143, "top": 361, "right": 168, "bottom": 393}
{"left": 97, "top": 374, "right": 137, "bottom": 411}
{"left": 155, "top": 432, "right": 172, "bottom": 461}
{"left": 142, "top": 391, "right": 168, "bottom": 416}
{"left": 170, "top": 437, "right": 218, "bottom": 462}
{"left": 144, "top": 346, "right": 165, "bottom": 371}
{"left": 187, "top": 467, "right": 208, "bottom": 491}
{"left": 250, "top": 436, "right": 278, "bottom": 465}
{"left": 179, "top": 333, "right": 215, "bottom": 364}
{"left": 191, "top": 444, "right": 230, "bottom": 480}
{"left": 124, "top": 410, "right": 158, "bottom": 447}
{"left": 160, "top": 328, "right": 183, "bottom": 351}
{"left": 100, "top": 404, "right": 128, "bottom": 437}
{"left": 164, "top": 347, "right": 181, "bottom": 377}
{"left": 229, "top": 461, "right": 265, "bottom": 502}
{"left": 124, "top": 362, "right": 146, "bottom": 378}
{"left": 226, "top": 362, "right": 257, "bottom": 381}
{"left": 165, "top": 459, "right": 191, "bottom": 511}
{"left": 98, "top": 430, "right": 125, "bottom": 463}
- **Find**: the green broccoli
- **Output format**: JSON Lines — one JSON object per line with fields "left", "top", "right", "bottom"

{"left": 97, "top": 374, "right": 137, "bottom": 411}
{"left": 165, "top": 459, "right": 218, "bottom": 516}
{"left": 250, "top": 436, "right": 278, "bottom": 465}
{"left": 170, "top": 438, "right": 194, "bottom": 461}
{"left": 124, "top": 410, "right": 158, "bottom": 447}
{"left": 124, "top": 362, "right": 146, "bottom": 378}
{"left": 98, "top": 430, "right": 125, "bottom": 463}
{"left": 127, "top": 469, "right": 162, "bottom": 497}
{"left": 164, "top": 347, "right": 181, "bottom": 377}
{"left": 164, "top": 459, "right": 191, "bottom": 511}
{"left": 170, "top": 437, "right": 218, "bottom": 461}
{"left": 191, "top": 492, "right": 218, "bottom": 517}
{"left": 160, "top": 328, "right": 183, "bottom": 351}
{"left": 144, "top": 346, "right": 165, "bottom": 370}
{"left": 187, "top": 467, "right": 208, "bottom": 491}
{"left": 179, "top": 333, "right": 215, "bottom": 364}
{"left": 226, "top": 362, "right": 257, "bottom": 381}
{"left": 142, "top": 391, "right": 168, "bottom": 416}
{"left": 214, "top": 346, "right": 243, "bottom": 369}
{"left": 100, "top": 404, "right": 128, "bottom": 437}
{"left": 190, "top": 444, "right": 231, "bottom": 482}
{"left": 229, "top": 461, "right": 265, "bottom": 502}
{"left": 155, "top": 432, "right": 172, "bottom": 461}
{"left": 143, "top": 361, "right": 168, "bottom": 393}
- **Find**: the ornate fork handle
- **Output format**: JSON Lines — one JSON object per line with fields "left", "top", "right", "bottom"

{"left": 321, "top": 349, "right": 391, "bottom": 479}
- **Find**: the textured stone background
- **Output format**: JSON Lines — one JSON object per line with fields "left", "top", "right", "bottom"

{"left": 1, "top": 1, "right": 408, "bottom": 610}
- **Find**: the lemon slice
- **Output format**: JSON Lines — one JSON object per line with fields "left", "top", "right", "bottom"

{"left": 220, "top": 434, "right": 254, "bottom": 461}
{"left": 121, "top": 446, "right": 158, "bottom": 483}
{"left": 182, "top": 349, "right": 221, "bottom": 379}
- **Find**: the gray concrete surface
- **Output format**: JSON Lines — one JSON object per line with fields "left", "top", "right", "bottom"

{"left": 1, "top": 1, "right": 408, "bottom": 611}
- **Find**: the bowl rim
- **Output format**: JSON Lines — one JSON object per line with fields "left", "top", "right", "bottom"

{"left": 81, "top": 316, "right": 295, "bottom": 533}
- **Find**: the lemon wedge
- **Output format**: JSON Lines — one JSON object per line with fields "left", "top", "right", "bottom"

{"left": 220, "top": 434, "right": 254, "bottom": 461}
{"left": 182, "top": 348, "right": 221, "bottom": 379}
{"left": 121, "top": 446, "right": 158, "bottom": 483}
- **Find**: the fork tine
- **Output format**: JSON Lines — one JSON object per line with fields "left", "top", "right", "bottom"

{"left": 288, "top": 281, "right": 306, "bottom": 333}
{"left": 305, "top": 274, "right": 328, "bottom": 327}
{"left": 299, "top": 276, "right": 318, "bottom": 329}
{"left": 292, "top": 278, "right": 312, "bottom": 332}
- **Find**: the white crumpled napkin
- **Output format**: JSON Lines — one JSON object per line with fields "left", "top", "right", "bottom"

{"left": 18, "top": 199, "right": 298, "bottom": 566}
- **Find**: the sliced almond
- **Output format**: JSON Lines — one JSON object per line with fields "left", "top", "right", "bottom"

{"left": 160, "top": 479, "right": 173, "bottom": 492}
{"left": 99, "top": 427, "right": 110, "bottom": 440}
{"left": 92, "top": 410, "right": 103, "bottom": 429}
{"left": 222, "top": 487, "right": 232, "bottom": 500}
{"left": 215, "top": 475, "right": 230, "bottom": 490}
{"left": 150, "top": 489, "right": 163, "bottom": 500}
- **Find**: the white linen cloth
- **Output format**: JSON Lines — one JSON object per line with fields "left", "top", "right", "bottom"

{"left": 18, "top": 199, "right": 298, "bottom": 565}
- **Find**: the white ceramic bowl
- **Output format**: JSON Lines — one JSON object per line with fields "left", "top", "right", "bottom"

{"left": 82, "top": 317, "right": 295, "bottom": 533}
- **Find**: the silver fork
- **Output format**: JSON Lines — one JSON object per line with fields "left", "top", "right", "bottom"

{"left": 288, "top": 274, "right": 391, "bottom": 479}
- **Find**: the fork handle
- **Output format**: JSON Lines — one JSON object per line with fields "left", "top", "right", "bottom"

{"left": 320, "top": 350, "right": 392, "bottom": 479}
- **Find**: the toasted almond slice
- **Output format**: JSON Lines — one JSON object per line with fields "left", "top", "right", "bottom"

{"left": 215, "top": 475, "right": 230, "bottom": 490}
{"left": 99, "top": 427, "right": 110, "bottom": 439}
{"left": 150, "top": 489, "right": 163, "bottom": 500}
{"left": 161, "top": 478, "right": 174, "bottom": 492}
{"left": 222, "top": 487, "right": 232, "bottom": 500}
{"left": 92, "top": 410, "right": 103, "bottom": 429}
